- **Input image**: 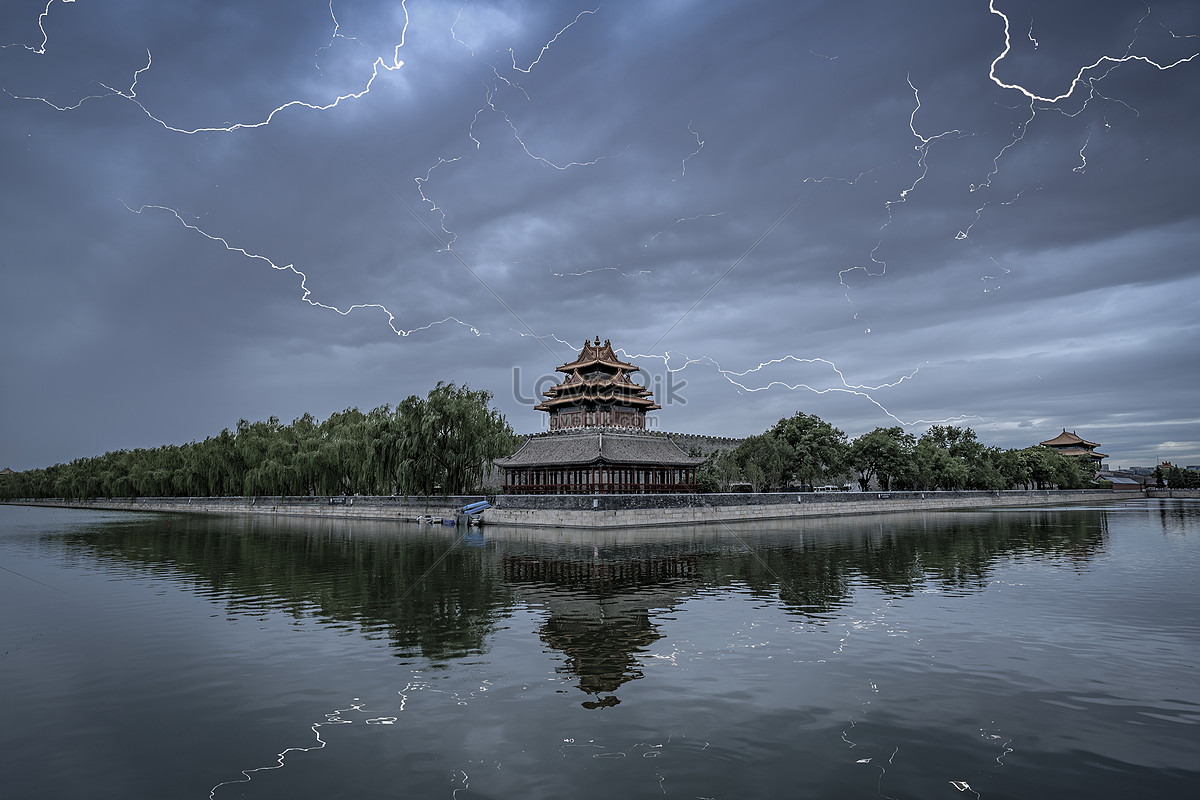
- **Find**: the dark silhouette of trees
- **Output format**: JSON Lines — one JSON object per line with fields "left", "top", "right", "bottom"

{"left": 694, "top": 419, "right": 1101, "bottom": 494}
{"left": 0, "top": 383, "right": 518, "bottom": 500}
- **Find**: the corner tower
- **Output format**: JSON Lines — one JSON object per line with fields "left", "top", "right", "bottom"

{"left": 535, "top": 337, "right": 661, "bottom": 430}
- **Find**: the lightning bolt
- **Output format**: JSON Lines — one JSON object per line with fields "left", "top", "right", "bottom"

{"left": 506, "top": 6, "right": 599, "bottom": 74}
{"left": 549, "top": 265, "right": 652, "bottom": 278}
{"left": 414, "top": 156, "right": 465, "bottom": 252}
{"left": 987, "top": 1, "right": 1199, "bottom": 106}
{"left": 477, "top": 86, "right": 625, "bottom": 170}
{"left": 646, "top": 212, "right": 725, "bottom": 247}
{"left": 884, "top": 76, "right": 964, "bottom": 227}
{"left": 1, "top": 0, "right": 74, "bottom": 55}
{"left": 956, "top": 1, "right": 1197, "bottom": 292}
{"left": 674, "top": 122, "right": 705, "bottom": 181}
{"left": 980, "top": 256, "right": 1011, "bottom": 293}
{"left": 1072, "top": 134, "right": 1091, "bottom": 174}
{"left": 616, "top": 348, "right": 977, "bottom": 428}
{"left": 450, "top": 1, "right": 474, "bottom": 55}
{"left": 5, "top": 1, "right": 409, "bottom": 134}
{"left": 314, "top": 0, "right": 362, "bottom": 71}
{"left": 122, "top": 202, "right": 487, "bottom": 340}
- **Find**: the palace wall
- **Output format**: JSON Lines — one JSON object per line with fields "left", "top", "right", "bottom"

{"left": 6, "top": 489, "right": 1130, "bottom": 528}
{"left": 482, "top": 489, "right": 1126, "bottom": 528}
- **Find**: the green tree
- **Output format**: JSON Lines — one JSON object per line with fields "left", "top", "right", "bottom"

{"left": 848, "top": 426, "right": 915, "bottom": 491}
{"left": 769, "top": 412, "right": 847, "bottom": 489}
{"left": 732, "top": 434, "right": 794, "bottom": 492}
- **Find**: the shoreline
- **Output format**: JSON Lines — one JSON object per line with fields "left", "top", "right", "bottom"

{"left": 2, "top": 488, "right": 1156, "bottom": 529}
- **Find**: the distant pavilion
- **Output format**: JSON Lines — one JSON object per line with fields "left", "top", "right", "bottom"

{"left": 1039, "top": 430, "right": 1107, "bottom": 466}
{"left": 496, "top": 337, "right": 709, "bottom": 494}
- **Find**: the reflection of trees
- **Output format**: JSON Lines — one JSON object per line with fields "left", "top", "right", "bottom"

{"left": 693, "top": 511, "right": 1108, "bottom": 614}
{"left": 1155, "top": 499, "right": 1199, "bottom": 536}
{"left": 68, "top": 514, "right": 514, "bottom": 662}
{"left": 59, "top": 508, "right": 1110, "bottom": 690}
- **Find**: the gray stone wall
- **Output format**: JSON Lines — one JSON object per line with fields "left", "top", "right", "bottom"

{"left": 6, "top": 489, "right": 1129, "bottom": 529}
{"left": 485, "top": 489, "right": 1123, "bottom": 528}
{"left": 6, "top": 495, "right": 483, "bottom": 521}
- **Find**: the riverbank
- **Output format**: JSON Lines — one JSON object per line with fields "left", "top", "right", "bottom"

{"left": 485, "top": 489, "right": 1126, "bottom": 528}
{"left": 3, "top": 495, "right": 480, "bottom": 523}
{"left": 4, "top": 488, "right": 1134, "bottom": 528}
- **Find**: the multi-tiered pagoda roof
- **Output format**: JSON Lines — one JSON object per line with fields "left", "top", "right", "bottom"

{"left": 535, "top": 336, "right": 660, "bottom": 430}
{"left": 1039, "top": 429, "right": 1108, "bottom": 462}
{"left": 496, "top": 337, "right": 713, "bottom": 494}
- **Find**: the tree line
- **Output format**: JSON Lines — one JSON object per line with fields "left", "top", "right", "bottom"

{"left": 1156, "top": 464, "right": 1200, "bottom": 489}
{"left": 696, "top": 413, "right": 1099, "bottom": 492}
{"left": 0, "top": 383, "right": 520, "bottom": 501}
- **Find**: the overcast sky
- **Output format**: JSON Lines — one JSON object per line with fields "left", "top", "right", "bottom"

{"left": 2, "top": 0, "right": 1197, "bottom": 472}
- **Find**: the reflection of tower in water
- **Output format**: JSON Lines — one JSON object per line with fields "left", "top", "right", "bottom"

{"left": 503, "top": 553, "right": 700, "bottom": 708}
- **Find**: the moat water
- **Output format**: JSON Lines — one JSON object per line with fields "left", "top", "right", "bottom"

{"left": 1, "top": 500, "right": 1197, "bottom": 799}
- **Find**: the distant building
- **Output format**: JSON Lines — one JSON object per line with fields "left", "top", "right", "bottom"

{"left": 1039, "top": 430, "right": 1107, "bottom": 466}
{"left": 496, "top": 337, "right": 711, "bottom": 494}
{"left": 0, "top": 467, "right": 14, "bottom": 475}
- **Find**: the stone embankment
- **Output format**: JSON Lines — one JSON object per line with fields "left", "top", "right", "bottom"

{"left": 1145, "top": 488, "right": 1200, "bottom": 499}
{"left": 5, "top": 495, "right": 481, "bottom": 522}
{"left": 484, "top": 489, "right": 1125, "bottom": 528}
{"left": 6, "top": 489, "right": 1130, "bottom": 528}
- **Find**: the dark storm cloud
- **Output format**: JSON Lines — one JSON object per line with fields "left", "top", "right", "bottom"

{"left": 1, "top": 0, "right": 1197, "bottom": 471}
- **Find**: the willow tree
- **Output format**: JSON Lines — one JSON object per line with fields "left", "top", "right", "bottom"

{"left": 395, "top": 382, "right": 520, "bottom": 496}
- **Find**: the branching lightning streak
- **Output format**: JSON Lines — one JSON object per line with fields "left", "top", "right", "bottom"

{"left": 838, "top": 241, "right": 886, "bottom": 306}
{"left": 507, "top": 6, "right": 600, "bottom": 73}
{"left": 956, "top": 203, "right": 990, "bottom": 241}
{"left": 961, "top": 3, "right": 1195, "bottom": 292}
{"left": 970, "top": 97, "right": 1036, "bottom": 193}
{"left": 883, "top": 76, "right": 962, "bottom": 230}
{"left": 7, "top": 2, "right": 410, "bottom": 134}
{"left": 450, "top": 1, "right": 474, "bottom": 54}
{"left": 803, "top": 162, "right": 891, "bottom": 186}
{"left": 550, "top": 265, "right": 651, "bottom": 278}
{"left": 674, "top": 122, "right": 705, "bottom": 181}
{"left": 115, "top": 48, "right": 406, "bottom": 135}
{"left": 646, "top": 212, "right": 725, "bottom": 247}
{"left": 415, "top": 156, "right": 465, "bottom": 251}
{"left": 480, "top": 88, "right": 625, "bottom": 170}
{"left": 830, "top": 75, "right": 963, "bottom": 309}
{"left": 617, "top": 348, "right": 977, "bottom": 427}
{"left": 1161, "top": 21, "right": 1199, "bottom": 39}
{"left": 1, "top": 0, "right": 74, "bottom": 55}
{"left": 1072, "top": 134, "right": 1090, "bottom": 173}
{"left": 980, "top": 256, "right": 1011, "bottom": 293}
{"left": 512, "top": 330, "right": 575, "bottom": 352}
{"left": 987, "top": 1, "right": 1200, "bottom": 106}
{"left": 314, "top": 0, "right": 363, "bottom": 71}
{"left": 122, "top": 202, "right": 487, "bottom": 339}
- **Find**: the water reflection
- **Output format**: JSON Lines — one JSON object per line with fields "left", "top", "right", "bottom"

{"left": 504, "top": 553, "right": 699, "bottom": 705}
{"left": 55, "top": 508, "right": 1112, "bottom": 705}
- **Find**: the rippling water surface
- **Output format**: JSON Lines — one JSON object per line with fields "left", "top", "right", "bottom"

{"left": 2, "top": 500, "right": 1197, "bottom": 799}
